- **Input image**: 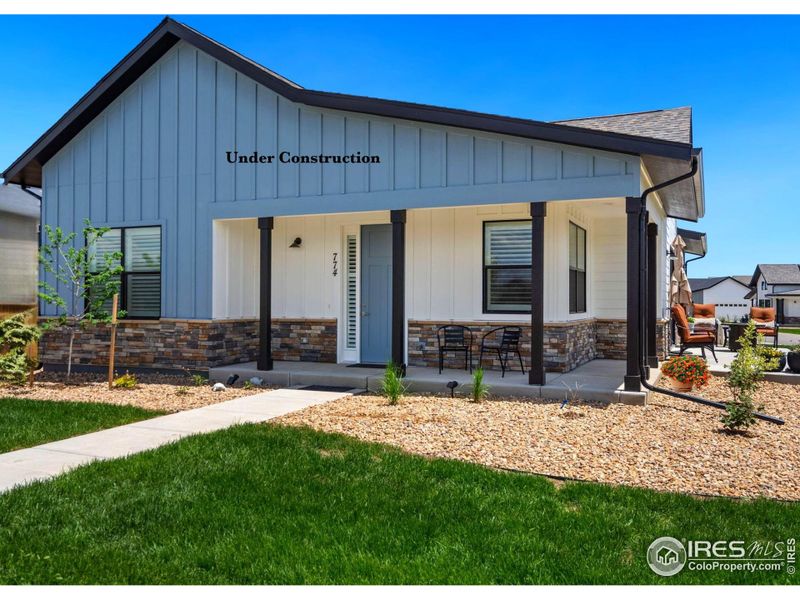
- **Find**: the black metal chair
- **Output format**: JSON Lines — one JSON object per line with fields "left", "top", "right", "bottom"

{"left": 436, "top": 325, "right": 473, "bottom": 374}
{"left": 479, "top": 326, "right": 525, "bottom": 377}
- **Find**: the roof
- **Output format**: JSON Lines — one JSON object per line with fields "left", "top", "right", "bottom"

{"left": 677, "top": 227, "right": 707, "bottom": 257}
{"left": 553, "top": 107, "right": 692, "bottom": 145}
{"left": 750, "top": 264, "right": 800, "bottom": 287}
{"left": 0, "top": 184, "right": 40, "bottom": 219}
{"left": 1, "top": 17, "right": 703, "bottom": 221}
{"left": 688, "top": 276, "right": 752, "bottom": 293}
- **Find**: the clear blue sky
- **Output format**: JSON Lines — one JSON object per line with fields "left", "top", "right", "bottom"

{"left": 1, "top": 14, "right": 797, "bottom": 278}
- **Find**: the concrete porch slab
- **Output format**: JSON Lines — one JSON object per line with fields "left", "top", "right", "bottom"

{"left": 210, "top": 358, "right": 651, "bottom": 405}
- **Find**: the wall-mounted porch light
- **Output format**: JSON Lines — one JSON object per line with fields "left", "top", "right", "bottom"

{"left": 289, "top": 237, "right": 302, "bottom": 248}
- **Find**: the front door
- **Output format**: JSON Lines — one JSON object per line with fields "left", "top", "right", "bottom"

{"left": 360, "top": 224, "right": 392, "bottom": 364}
{"left": 777, "top": 298, "right": 786, "bottom": 325}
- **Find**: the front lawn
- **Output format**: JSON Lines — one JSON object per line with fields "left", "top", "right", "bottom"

{"left": 780, "top": 327, "right": 800, "bottom": 335}
{"left": 0, "top": 397, "right": 161, "bottom": 453}
{"left": 0, "top": 424, "right": 796, "bottom": 584}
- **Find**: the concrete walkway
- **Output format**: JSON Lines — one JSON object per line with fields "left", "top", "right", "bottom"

{"left": 0, "top": 387, "right": 351, "bottom": 494}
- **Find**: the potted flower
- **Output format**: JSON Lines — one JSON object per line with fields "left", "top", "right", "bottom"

{"left": 757, "top": 346, "right": 786, "bottom": 372}
{"left": 787, "top": 344, "right": 800, "bottom": 374}
{"left": 661, "top": 354, "right": 709, "bottom": 392}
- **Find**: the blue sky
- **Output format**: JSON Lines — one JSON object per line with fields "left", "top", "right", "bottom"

{"left": 1, "top": 14, "right": 797, "bottom": 278}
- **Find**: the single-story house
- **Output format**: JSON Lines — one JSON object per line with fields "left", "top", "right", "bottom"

{"left": 689, "top": 276, "right": 752, "bottom": 321}
{"left": 2, "top": 18, "right": 706, "bottom": 392}
{"left": 749, "top": 264, "right": 800, "bottom": 324}
{"left": 0, "top": 183, "right": 40, "bottom": 310}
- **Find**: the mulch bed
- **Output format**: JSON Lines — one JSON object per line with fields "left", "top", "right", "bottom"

{"left": 277, "top": 375, "right": 800, "bottom": 501}
{"left": 1, "top": 371, "right": 269, "bottom": 413}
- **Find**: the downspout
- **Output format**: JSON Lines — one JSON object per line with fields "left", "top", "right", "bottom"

{"left": 684, "top": 253, "right": 703, "bottom": 275}
{"left": 636, "top": 158, "right": 784, "bottom": 426}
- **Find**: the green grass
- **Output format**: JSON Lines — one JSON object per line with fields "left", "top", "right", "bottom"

{"left": 0, "top": 397, "right": 161, "bottom": 453}
{"left": 0, "top": 424, "right": 796, "bottom": 584}
{"left": 780, "top": 327, "right": 800, "bottom": 336}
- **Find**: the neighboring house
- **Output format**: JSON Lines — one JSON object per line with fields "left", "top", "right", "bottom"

{"left": 1, "top": 18, "right": 706, "bottom": 393}
{"left": 689, "top": 276, "right": 752, "bottom": 321}
{"left": 0, "top": 184, "right": 40, "bottom": 310}
{"left": 748, "top": 264, "right": 800, "bottom": 324}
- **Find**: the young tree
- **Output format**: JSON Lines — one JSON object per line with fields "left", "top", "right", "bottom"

{"left": 38, "top": 219, "right": 124, "bottom": 379}
{"left": 0, "top": 313, "right": 41, "bottom": 385}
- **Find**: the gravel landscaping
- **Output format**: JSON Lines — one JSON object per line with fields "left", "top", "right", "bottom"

{"left": 278, "top": 375, "right": 800, "bottom": 501}
{"left": 0, "top": 371, "right": 269, "bottom": 413}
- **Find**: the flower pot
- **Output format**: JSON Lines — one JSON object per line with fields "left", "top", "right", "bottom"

{"left": 788, "top": 352, "right": 800, "bottom": 374}
{"left": 669, "top": 377, "right": 693, "bottom": 392}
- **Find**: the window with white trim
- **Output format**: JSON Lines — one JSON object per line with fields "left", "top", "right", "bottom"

{"left": 569, "top": 222, "right": 587, "bottom": 314}
{"left": 90, "top": 226, "right": 161, "bottom": 318}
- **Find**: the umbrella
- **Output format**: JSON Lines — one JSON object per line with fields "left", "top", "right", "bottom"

{"left": 670, "top": 235, "right": 692, "bottom": 306}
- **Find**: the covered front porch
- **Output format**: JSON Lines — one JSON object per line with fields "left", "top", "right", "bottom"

{"left": 209, "top": 358, "right": 655, "bottom": 404}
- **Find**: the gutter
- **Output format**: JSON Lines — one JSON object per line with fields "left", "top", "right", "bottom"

{"left": 635, "top": 158, "right": 784, "bottom": 426}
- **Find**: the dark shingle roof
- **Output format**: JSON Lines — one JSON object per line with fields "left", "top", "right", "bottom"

{"left": 756, "top": 264, "right": 800, "bottom": 285}
{"left": 553, "top": 107, "right": 692, "bottom": 145}
{"left": 689, "top": 276, "right": 752, "bottom": 292}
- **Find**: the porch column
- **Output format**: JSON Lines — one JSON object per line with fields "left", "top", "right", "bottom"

{"left": 390, "top": 209, "right": 406, "bottom": 369}
{"left": 646, "top": 221, "right": 659, "bottom": 369}
{"left": 529, "top": 201, "right": 546, "bottom": 385}
{"left": 625, "top": 197, "right": 643, "bottom": 391}
{"left": 258, "top": 217, "right": 274, "bottom": 371}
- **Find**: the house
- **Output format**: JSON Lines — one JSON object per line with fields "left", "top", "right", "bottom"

{"left": 748, "top": 264, "right": 800, "bottom": 324}
{"left": 0, "top": 183, "right": 40, "bottom": 311}
{"left": 689, "top": 276, "right": 752, "bottom": 321}
{"left": 1, "top": 18, "right": 706, "bottom": 394}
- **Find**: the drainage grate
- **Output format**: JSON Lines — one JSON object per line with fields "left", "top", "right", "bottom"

{"left": 345, "top": 363, "right": 386, "bottom": 369}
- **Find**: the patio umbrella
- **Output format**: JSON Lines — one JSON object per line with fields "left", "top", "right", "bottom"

{"left": 670, "top": 235, "right": 692, "bottom": 307}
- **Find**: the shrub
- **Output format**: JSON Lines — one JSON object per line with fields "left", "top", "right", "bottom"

{"left": 191, "top": 373, "right": 208, "bottom": 387}
{"left": 756, "top": 346, "right": 784, "bottom": 371}
{"left": 661, "top": 355, "right": 709, "bottom": 388}
{"left": 381, "top": 361, "right": 406, "bottom": 406}
{"left": 175, "top": 386, "right": 190, "bottom": 396}
{"left": 470, "top": 368, "right": 490, "bottom": 403}
{"left": 0, "top": 314, "right": 40, "bottom": 385}
{"left": 113, "top": 372, "right": 138, "bottom": 389}
{"left": 722, "top": 320, "right": 766, "bottom": 433}
{"left": 243, "top": 380, "right": 254, "bottom": 390}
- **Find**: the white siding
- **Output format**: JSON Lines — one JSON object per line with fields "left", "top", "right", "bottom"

{"left": 698, "top": 278, "right": 751, "bottom": 321}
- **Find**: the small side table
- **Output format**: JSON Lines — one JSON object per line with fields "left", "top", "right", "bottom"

{"left": 728, "top": 322, "right": 749, "bottom": 352}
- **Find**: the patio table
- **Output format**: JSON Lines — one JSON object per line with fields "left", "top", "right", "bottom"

{"left": 728, "top": 322, "right": 749, "bottom": 352}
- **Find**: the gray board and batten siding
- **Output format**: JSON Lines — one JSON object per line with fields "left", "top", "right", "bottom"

{"left": 41, "top": 41, "right": 640, "bottom": 320}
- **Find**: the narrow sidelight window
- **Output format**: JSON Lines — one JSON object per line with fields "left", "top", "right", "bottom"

{"left": 90, "top": 226, "right": 162, "bottom": 319}
{"left": 483, "top": 220, "right": 531, "bottom": 313}
{"left": 569, "top": 222, "right": 587, "bottom": 314}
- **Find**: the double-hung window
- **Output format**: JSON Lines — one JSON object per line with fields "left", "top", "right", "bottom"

{"left": 90, "top": 226, "right": 162, "bottom": 318}
{"left": 569, "top": 222, "right": 587, "bottom": 313}
{"left": 483, "top": 220, "right": 531, "bottom": 313}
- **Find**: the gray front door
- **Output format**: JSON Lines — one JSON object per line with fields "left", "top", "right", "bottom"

{"left": 360, "top": 224, "right": 392, "bottom": 364}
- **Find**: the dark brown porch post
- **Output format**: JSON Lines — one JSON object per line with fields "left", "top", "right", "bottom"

{"left": 529, "top": 201, "right": 546, "bottom": 385}
{"left": 646, "top": 221, "right": 659, "bottom": 369}
{"left": 625, "top": 197, "right": 642, "bottom": 391}
{"left": 258, "top": 217, "right": 274, "bottom": 371}
{"left": 390, "top": 209, "right": 406, "bottom": 369}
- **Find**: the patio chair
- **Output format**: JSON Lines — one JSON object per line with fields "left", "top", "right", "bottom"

{"left": 478, "top": 326, "right": 525, "bottom": 377}
{"left": 671, "top": 304, "right": 717, "bottom": 361}
{"left": 692, "top": 303, "right": 719, "bottom": 343}
{"left": 750, "top": 307, "right": 780, "bottom": 347}
{"left": 436, "top": 325, "right": 473, "bottom": 374}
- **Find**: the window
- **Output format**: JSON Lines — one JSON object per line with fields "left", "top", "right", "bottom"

{"left": 90, "top": 226, "right": 161, "bottom": 318}
{"left": 483, "top": 220, "right": 531, "bottom": 313}
{"left": 569, "top": 222, "right": 587, "bottom": 313}
{"left": 761, "top": 280, "right": 767, "bottom": 290}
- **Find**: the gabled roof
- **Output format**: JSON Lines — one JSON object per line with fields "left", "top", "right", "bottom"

{"left": 0, "top": 184, "right": 40, "bottom": 219}
{"left": 750, "top": 264, "right": 800, "bottom": 287}
{"left": 689, "top": 276, "right": 752, "bottom": 293}
{"left": 553, "top": 107, "right": 692, "bottom": 146}
{"left": 2, "top": 17, "right": 703, "bottom": 220}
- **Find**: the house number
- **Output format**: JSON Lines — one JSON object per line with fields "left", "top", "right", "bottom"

{"left": 332, "top": 252, "right": 338, "bottom": 276}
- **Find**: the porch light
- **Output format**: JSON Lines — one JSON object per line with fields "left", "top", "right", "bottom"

{"left": 446, "top": 380, "right": 459, "bottom": 398}
{"left": 290, "top": 237, "right": 302, "bottom": 248}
